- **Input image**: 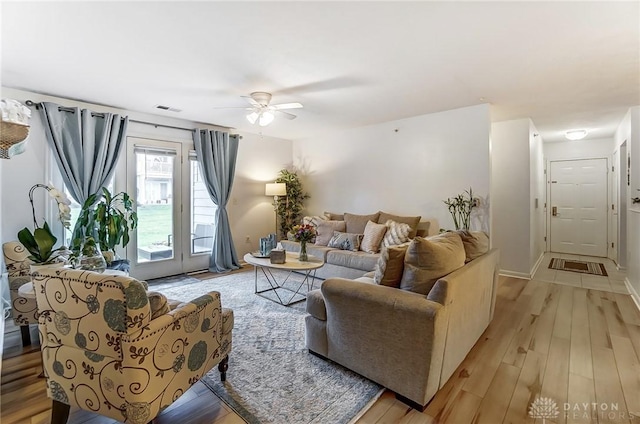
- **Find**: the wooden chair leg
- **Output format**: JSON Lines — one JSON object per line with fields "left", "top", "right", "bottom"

{"left": 218, "top": 355, "right": 229, "bottom": 382}
{"left": 51, "top": 400, "right": 70, "bottom": 424}
{"left": 20, "top": 325, "right": 31, "bottom": 347}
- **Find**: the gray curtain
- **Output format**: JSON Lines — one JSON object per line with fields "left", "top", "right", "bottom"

{"left": 193, "top": 129, "right": 240, "bottom": 272}
{"left": 39, "top": 102, "right": 128, "bottom": 205}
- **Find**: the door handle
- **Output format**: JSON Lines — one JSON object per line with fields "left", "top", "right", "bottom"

{"left": 552, "top": 206, "right": 558, "bottom": 216}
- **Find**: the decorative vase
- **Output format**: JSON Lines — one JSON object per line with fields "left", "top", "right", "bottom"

{"left": 299, "top": 240, "right": 308, "bottom": 262}
{"left": 77, "top": 239, "right": 107, "bottom": 273}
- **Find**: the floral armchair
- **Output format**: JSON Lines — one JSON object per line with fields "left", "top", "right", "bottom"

{"left": 32, "top": 268, "right": 233, "bottom": 424}
{"left": 2, "top": 241, "right": 38, "bottom": 346}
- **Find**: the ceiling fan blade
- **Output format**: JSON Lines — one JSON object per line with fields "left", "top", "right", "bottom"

{"left": 276, "top": 110, "right": 297, "bottom": 120}
{"left": 271, "top": 102, "right": 303, "bottom": 110}
{"left": 241, "top": 96, "right": 261, "bottom": 107}
{"left": 211, "top": 106, "right": 253, "bottom": 110}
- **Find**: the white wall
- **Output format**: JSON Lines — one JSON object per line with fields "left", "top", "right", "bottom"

{"left": 0, "top": 87, "right": 293, "bottom": 273}
{"left": 293, "top": 104, "right": 491, "bottom": 234}
{"left": 544, "top": 138, "right": 615, "bottom": 160}
{"left": 619, "top": 106, "right": 640, "bottom": 303}
{"left": 491, "top": 119, "right": 535, "bottom": 277}
{"left": 530, "top": 125, "right": 545, "bottom": 273}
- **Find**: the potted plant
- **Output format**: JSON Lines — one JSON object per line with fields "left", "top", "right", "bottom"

{"left": 17, "top": 183, "right": 72, "bottom": 266}
{"left": 275, "top": 169, "right": 310, "bottom": 238}
{"left": 71, "top": 187, "right": 137, "bottom": 270}
{"left": 443, "top": 187, "right": 477, "bottom": 230}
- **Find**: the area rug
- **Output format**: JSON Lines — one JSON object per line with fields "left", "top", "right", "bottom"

{"left": 548, "top": 258, "right": 608, "bottom": 276}
{"left": 149, "top": 269, "right": 383, "bottom": 424}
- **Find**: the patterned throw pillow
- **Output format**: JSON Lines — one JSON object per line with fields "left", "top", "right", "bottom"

{"left": 382, "top": 219, "right": 412, "bottom": 247}
{"left": 377, "top": 212, "right": 422, "bottom": 238}
{"left": 301, "top": 215, "right": 326, "bottom": 243}
{"left": 315, "top": 221, "right": 347, "bottom": 246}
{"left": 373, "top": 243, "right": 410, "bottom": 287}
{"left": 327, "top": 231, "right": 363, "bottom": 251}
{"left": 360, "top": 220, "right": 388, "bottom": 253}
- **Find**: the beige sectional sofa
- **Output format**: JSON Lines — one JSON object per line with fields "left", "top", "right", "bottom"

{"left": 281, "top": 211, "right": 434, "bottom": 280}
{"left": 305, "top": 232, "right": 498, "bottom": 410}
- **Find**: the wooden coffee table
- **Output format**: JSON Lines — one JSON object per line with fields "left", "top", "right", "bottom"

{"left": 243, "top": 252, "right": 324, "bottom": 306}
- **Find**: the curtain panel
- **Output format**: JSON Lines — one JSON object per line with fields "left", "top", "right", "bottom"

{"left": 39, "top": 102, "right": 128, "bottom": 205}
{"left": 193, "top": 129, "right": 240, "bottom": 273}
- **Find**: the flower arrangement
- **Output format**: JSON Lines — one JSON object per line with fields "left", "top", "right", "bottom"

{"left": 291, "top": 223, "right": 316, "bottom": 261}
{"left": 291, "top": 224, "right": 316, "bottom": 243}
{"left": 17, "top": 183, "right": 72, "bottom": 264}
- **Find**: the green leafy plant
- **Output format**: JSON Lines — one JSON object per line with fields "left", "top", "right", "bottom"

{"left": 443, "top": 187, "right": 477, "bottom": 230}
{"left": 71, "top": 188, "right": 138, "bottom": 259}
{"left": 275, "top": 169, "right": 310, "bottom": 238}
{"left": 17, "top": 183, "right": 71, "bottom": 264}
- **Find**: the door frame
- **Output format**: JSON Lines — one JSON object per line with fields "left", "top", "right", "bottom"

{"left": 545, "top": 156, "right": 611, "bottom": 257}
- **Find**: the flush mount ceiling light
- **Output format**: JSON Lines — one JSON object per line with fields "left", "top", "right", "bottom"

{"left": 565, "top": 129, "right": 588, "bottom": 141}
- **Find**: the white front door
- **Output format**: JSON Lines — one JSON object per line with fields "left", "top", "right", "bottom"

{"left": 549, "top": 158, "right": 608, "bottom": 257}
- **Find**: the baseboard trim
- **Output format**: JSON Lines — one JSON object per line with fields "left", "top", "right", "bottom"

{"left": 498, "top": 269, "right": 531, "bottom": 280}
{"left": 530, "top": 252, "right": 545, "bottom": 279}
{"left": 625, "top": 277, "right": 640, "bottom": 312}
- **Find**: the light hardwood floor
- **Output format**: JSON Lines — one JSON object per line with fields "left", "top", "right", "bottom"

{"left": 2, "top": 270, "right": 639, "bottom": 423}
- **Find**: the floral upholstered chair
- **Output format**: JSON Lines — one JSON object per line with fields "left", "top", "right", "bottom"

{"left": 3, "top": 241, "right": 38, "bottom": 346}
{"left": 32, "top": 268, "right": 233, "bottom": 424}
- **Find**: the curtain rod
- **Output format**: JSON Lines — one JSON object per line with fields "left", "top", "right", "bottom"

{"left": 25, "top": 100, "right": 241, "bottom": 138}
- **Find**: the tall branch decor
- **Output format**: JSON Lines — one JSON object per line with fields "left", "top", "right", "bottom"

{"left": 275, "top": 169, "right": 310, "bottom": 238}
{"left": 443, "top": 187, "right": 477, "bottom": 230}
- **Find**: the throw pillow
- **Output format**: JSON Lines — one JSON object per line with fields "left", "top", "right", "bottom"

{"left": 147, "top": 291, "right": 170, "bottom": 320}
{"left": 399, "top": 232, "right": 465, "bottom": 295}
{"left": 360, "top": 220, "right": 388, "bottom": 253}
{"left": 314, "top": 220, "right": 347, "bottom": 246}
{"left": 382, "top": 219, "right": 412, "bottom": 247}
{"left": 302, "top": 215, "right": 327, "bottom": 228}
{"left": 324, "top": 211, "right": 344, "bottom": 221}
{"left": 455, "top": 230, "right": 490, "bottom": 262}
{"left": 377, "top": 212, "right": 422, "bottom": 238}
{"left": 344, "top": 212, "right": 380, "bottom": 234}
{"left": 327, "top": 231, "right": 363, "bottom": 251}
{"left": 373, "top": 243, "right": 410, "bottom": 287}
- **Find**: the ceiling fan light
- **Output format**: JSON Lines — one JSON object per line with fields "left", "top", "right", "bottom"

{"left": 246, "top": 111, "right": 259, "bottom": 124}
{"left": 565, "top": 129, "right": 588, "bottom": 141}
{"left": 259, "top": 111, "right": 275, "bottom": 126}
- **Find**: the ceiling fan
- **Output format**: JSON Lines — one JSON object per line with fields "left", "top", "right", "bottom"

{"left": 217, "top": 92, "right": 303, "bottom": 126}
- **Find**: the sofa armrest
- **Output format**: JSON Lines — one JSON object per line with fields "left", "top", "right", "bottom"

{"left": 319, "top": 278, "right": 446, "bottom": 405}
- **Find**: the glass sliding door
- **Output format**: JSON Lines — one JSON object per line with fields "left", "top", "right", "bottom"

{"left": 127, "top": 138, "right": 182, "bottom": 280}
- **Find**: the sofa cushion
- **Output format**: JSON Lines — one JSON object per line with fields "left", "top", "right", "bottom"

{"left": 306, "top": 289, "right": 327, "bottom": 320}
{"left": 344, "top": 212, "right": 380, "bottom": 234}
{"left": 456, "top": 230, "right": 490, "bottom": 262}
{"left": 328, "top": 231, "right": 363, "bottom": 251}
{"left": 326, "top": 250, "right": 380, "bottom": 272}
{"left": 400, "top": 232, "right": 465, "bottom": 295}
{"left": 315, "top": 220, "right": 346, "bottom": 246}
{"left": 324, "top": 211, "right": 344, "bottom": 221}
{"left": 382, "top": 219, "right": 412, "bottom": 247}
{"left": 374, "top": 243, "right": 410, "bottom": 287}
{"left": 281, "top": 240, "right": 333, "bottom": 261}
{"left": 360, "top": 221, "right": 387, "bottom": 253}
{"left": 377, "top": 212, "right": 422, "bottom": 238}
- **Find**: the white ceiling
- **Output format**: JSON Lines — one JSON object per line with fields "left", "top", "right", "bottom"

{"left": 2, "top": 1, "right": 638, "bottom": 142}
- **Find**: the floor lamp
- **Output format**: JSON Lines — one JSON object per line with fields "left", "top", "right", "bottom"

{"left": 265, "top": 182, "right": 287, "bottom": 239}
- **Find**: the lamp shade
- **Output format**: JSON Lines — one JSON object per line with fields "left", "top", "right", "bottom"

{"left": 265, "top": 183, "right": 286, "bottom": 196}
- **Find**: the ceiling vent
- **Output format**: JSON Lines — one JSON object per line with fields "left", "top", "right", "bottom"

{"left": 155, "top": 105, "right": 182, "bottom": 112}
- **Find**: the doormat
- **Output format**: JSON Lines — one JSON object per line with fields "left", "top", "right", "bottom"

{"left": 548, "top": 258, "right": 608, "bottom": 276}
